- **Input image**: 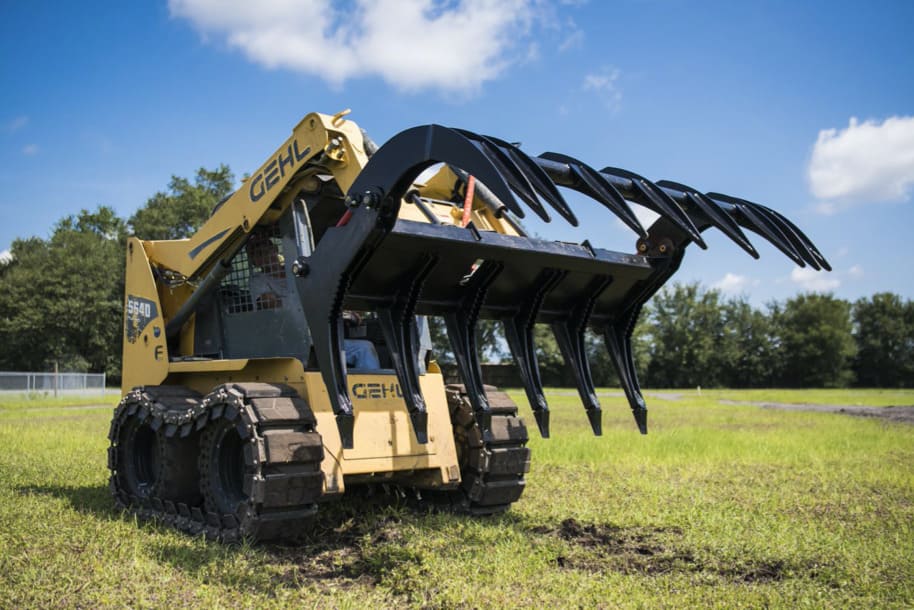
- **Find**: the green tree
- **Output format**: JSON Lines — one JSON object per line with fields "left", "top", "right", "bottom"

{"left": 129, "top": 165, "right": 234, "bottom": 240}
{"left": 425, "top": 317, "right": 505, "bottom": 365}
{"left": 0, "top": 207, "right": 126, "bottom": 376}
{"left": 852, "top": 293, "right": 914, "bottom": 387}
{"left": 771, "top": 293, "right": 855, "bottom": 387}
{"left": 719, "top": 297, "right": 779, "bottom": 387}
{"left": 643, "top": 283, "right": 729, "bottom": 388}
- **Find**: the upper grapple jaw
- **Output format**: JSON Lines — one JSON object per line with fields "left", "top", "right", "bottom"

{"left": 484, "top": 135, "right": 579, "bottom": 226}
{"left": 598, "top": 166, "right": 708, "bottom": 249}
{"left": 538, "top": 152, "right": 647, "bottom": 239}
{"left": 655, "top": 179, "right": 760, "bottom": 259}
{"left": 705, "top": 192, "right": 831, "bottom": 270}
{"left": 297, "top": 122, "right": 830, "bottom": 447}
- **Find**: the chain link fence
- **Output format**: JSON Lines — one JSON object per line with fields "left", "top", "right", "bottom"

{"left": 0, "top": 371, "right": 110, "bottom": 398}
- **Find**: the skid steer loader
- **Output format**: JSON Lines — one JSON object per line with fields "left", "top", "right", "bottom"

{"left": 109, "top": 110, "right": 830, "bottom": 541}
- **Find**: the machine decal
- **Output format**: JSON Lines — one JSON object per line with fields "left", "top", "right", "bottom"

{"left": 125, "top": 295, "right": 158, "bottom": 343}
{"left": 351, "top": 382, "right": 403, "bottom": 400}
{"left": 188, "top": 228, "right": 230, "bottom": 260}
{"left": 249, "top": 140, "right": 312, "bottom": 202}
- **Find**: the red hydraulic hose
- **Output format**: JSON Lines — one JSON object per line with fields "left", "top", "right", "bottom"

{"left": 461, "top": 174, "right": 476, "bottom": 227}
{"left": 336, "top": 209, "right": 353, "bottom": 227}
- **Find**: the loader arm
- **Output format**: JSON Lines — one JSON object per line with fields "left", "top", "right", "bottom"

{"left": 145, "top": 112, "right": 370, "bottom": 281}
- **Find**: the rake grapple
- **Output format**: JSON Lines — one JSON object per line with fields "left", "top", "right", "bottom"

{"left": 296, "top": 124, "right": 830, "bottom": 449}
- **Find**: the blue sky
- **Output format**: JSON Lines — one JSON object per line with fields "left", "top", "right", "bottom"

{"left": 2, "top": 0, "right": 912, "bottom": 305}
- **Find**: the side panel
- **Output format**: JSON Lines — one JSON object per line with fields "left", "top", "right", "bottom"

{"left": 308, "top": 371, "right": 460, "bottom": 493}
{"left": 121, "top": 237, "right": 169, "bottom": 393}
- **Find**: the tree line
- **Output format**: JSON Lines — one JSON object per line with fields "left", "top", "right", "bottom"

{"left": 0, "top": 166, "right": 233, "bottom": 378}
{"left": 1, "top": 165, "right": 911, "bottom": 388}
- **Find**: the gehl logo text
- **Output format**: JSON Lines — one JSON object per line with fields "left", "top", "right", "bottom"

{"left": 248, "top": 139, "right": 311, "bottom": 203}
{"left": 351, "top": 383, "right": 404, "bottom": 400}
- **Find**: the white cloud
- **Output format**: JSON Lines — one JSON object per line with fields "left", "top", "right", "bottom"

{"left": 808, "top": 116, "right": 914, "bottom": 212}
{"left": 169, "top": 0, "right": 538, "bottom": 94}
{"left": 582, "top": 66, "right": 622, "bottom": 111}
{"left": 713, "top": 272, "right": 749, "bottom": 294}
{"left": 848, "top": 264, "right": 864, "bottom": 279}
{"left": 790, "top": 266, "right": 840, "bottom": 292}
{"left": 4, "top": 116, "right": 29, "bottom": 133}
{"left": 22, "top": 144, "right": 39, "bottom": 156}
{"left": 558, "top": 23, "right": 584, "bottom": 52}
{"left": 0, "top": 249, "right": 11, "bottom": 264}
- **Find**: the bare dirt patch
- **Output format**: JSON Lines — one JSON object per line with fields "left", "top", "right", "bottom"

{"left": 532, "top": 518, "right": 800, "bottom": 582}
{"left": 718, "top": 401, "right": 914, "bottom": 425}
{"left": 262, "top": 493, "right": 424, "bottom": 594}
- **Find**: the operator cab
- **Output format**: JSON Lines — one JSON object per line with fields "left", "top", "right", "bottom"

{"left": 192, "top": 191, "right": 431, "bottom": 373}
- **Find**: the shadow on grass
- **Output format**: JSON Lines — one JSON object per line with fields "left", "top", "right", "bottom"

{"left": 18, "top": 483, "right": 118, "bottom": 519}
{"left": 16, "top": 482, "right": 424, "bottom": 594}
{"left": 16, "top": 483, "right": 838, "bottom": 595}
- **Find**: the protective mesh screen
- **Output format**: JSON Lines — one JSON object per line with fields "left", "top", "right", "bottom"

{"left": 220, "top": 226, "right": 285, "bottom": 314}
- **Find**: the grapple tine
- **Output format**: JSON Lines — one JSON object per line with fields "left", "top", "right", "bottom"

{"left": 454, "top": 129, "right": 545, "bottom": 221}
{"left": 758, "top": 204, "right": 831, "bottom": 271}
{"left": 540, "top": 152, "right": 647, "bottom": 238}
{"left": 754, "top": 207, "right": 820, "bottom": 269}
{"left": 655, "top": 179, "right": 759, "bottom": 259}
{"left": 444, "top": 260, "right": 504, "bottom": 433}
{"left": 601, "top": 167, "right": 707, "bottom": 249}
{"left": 376, "top": 254, "right": 438, "bottom": 444}
{"left": 707, "top": 193, "right": 807, "bottom": 267}
{"left": 551, "top": 275, "right": 613, "bottom": 436}
{"left": 483, "top": 136, "right": 579, "bottom": 226}
{"left": 502, "top": 268, "right": 567, "bottom": 438}
{"left": 603, "top": 320, "right": 648, "bottom": 434}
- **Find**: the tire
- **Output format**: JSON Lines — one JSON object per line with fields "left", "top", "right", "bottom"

{"left": 110, "top": 387, "right": 202, "bottom": 507}
{"left": 438, "top": 384, "right": 531, "bottom": 514}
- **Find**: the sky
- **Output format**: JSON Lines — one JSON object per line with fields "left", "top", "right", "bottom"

{"left": 1, "top": 0, "right": 912, "bottom": 306}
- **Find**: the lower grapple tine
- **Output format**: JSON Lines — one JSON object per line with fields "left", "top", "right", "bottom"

{"left": 444, "top": 261, "right": 504, "bottom": 433}
{"left": 298, "top": 263, "right": 356, "bottom": 448}
{"left": 603, "top": 319, "right": 648, "bottom": 434}
{"left": 502, "top": 268, "right": 567, "bottom": 438}
{"left": 376, "top": 254, "right": 438, "bottom": 444}
{"left": 551, "top": 276, "right": 613, "bottom": 436}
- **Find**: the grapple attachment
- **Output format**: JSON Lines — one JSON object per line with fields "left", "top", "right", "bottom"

{"left": 295, "top": 124, "right": 830, "bottom": 448}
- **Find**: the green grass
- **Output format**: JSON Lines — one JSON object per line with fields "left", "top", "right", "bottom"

{"left": 685, "top": 387, "right": 914, "bottom": 407}
{"left": 0, "top": 392, "right": 118, "bottom": 410}
{"left": 0, "top": 389, "right": 911, "bottom": 608}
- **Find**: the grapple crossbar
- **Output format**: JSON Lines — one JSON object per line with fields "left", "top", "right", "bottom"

{"left": 294, "top": 124, "right": 829, "bottom": 448}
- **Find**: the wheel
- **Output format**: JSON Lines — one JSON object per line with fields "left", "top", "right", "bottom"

{"left": 438, "top": 385, "right": 531, "bottom": 514}
{"left": 109, "top": 387, "right": 202, "bottom": 507}
{"left": 199, "top": 418, "right": 248, "bottom": 516}
{"left": 196, "top": 383, "right": 324, "bottom": 540}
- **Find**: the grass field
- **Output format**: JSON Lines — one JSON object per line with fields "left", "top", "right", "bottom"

{"left": 1, "top": 389, "right": 912, "bottom": 608}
